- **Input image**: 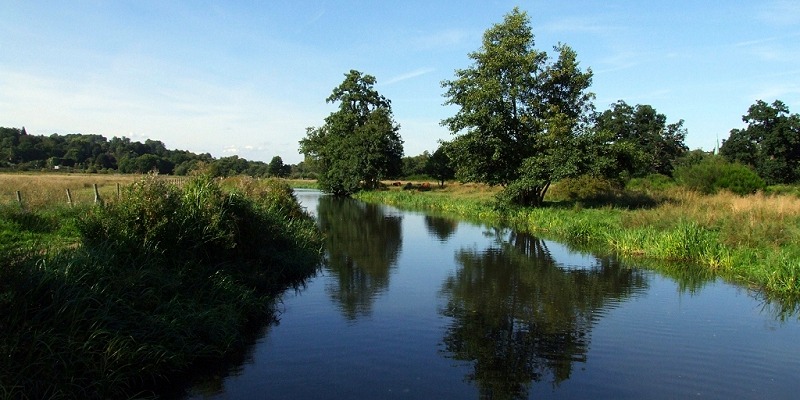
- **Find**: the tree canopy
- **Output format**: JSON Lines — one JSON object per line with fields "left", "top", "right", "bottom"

{"left": 441, "top": 8, "right": 596, "bottom": 206}
{"left": 720, "top": 100, "right": 800, "bottom": 185}
{"left": 300, "top": 70, "right": 403, "bottom": 196}
{"left": 595, "top": 100, "right": 688, "bottom": 179}
{"left": 426, "top": 145, "right": 456, "bottom": 187}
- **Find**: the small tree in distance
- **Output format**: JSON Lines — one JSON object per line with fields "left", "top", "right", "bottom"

{"left": 300, "top": 70, "right": 403, "bottom": 196}
{"left": 720, "top": 100, "right": 800, "bottom": 185}
{"left": 426, "top": 145, "right": 455, "bottom": 187}
{"left": 268, "top": 156, "right": 289, "bottom": 177}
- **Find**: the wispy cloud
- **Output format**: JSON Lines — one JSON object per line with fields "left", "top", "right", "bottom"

{"left": 307, "top": 8, "right": 325, "bottom": 25}
{"left": 593, "top": 50, "right": 649, "bottom": 74}
{"left": 413, "top": 29, "right": 472, "bottom": 50}
{"left": 538, "top": 16, "right": 619, "bottom": 35}
{"left": 752, "top": 83, "right": 800, "bottom": 103}
{"left": 758, "top": 0, "right": 800, "bottom": 26}
{"left": 382, "top": 68, "right": 435, "bottom": 86}
{"left": 733, "top": 33, "right": 800, "bottom": 63}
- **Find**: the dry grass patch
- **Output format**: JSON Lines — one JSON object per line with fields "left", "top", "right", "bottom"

{"left": 623, "top": 189, "right": 800, "bottom": 248}
{"left": 0, "top": 173, "right": 181, "bottom": 209}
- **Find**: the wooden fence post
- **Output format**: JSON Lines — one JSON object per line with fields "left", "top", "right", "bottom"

{"left": 93, "top": 184, "right": 103, "bottom": 205}
{"left": 66, "top": 188, "right": 73, "bottom": 206}
{"left": 16, "top": 190, "right": 23, "bottom": 208}
{"left": 117, "top": 183, "right": 121, "bottom": 199}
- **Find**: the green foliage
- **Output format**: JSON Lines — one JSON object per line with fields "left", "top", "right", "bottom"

{"left": 674, "top": 156, "right": 765, "bottom": 195}
{"left": 401, "top": 151, "right": 430, "bottom": 178}
{"left": 548, "top": 175, "right": 618, "bottom": 202}
{"left": 0, "top": 174, "right": 322, "bottom": 398}
{"left": 595, "top": 101, "right": 688, "bottom": 178}
{"left": 764, "top": 184, "right": 800, "bottom": 197}
{"left": 720, "top": 100, "right": 800, "bottom": 185}
{"left": 267, "top": 155, "right": 290, "bottom": 177}
{"left": 426, "top": 145, "right": 456, "bottom": 186}
{"left": 627, "top": 173, "right": 675, "bottom": 191}
{"left": 300, "top": 70, "right": 404, "bottom": 196}
{"left": 78, "top": 174, "right": 320, "bottom": 272}
{"left": 0, "top": 126, "right": 285, "bottom": 177}
{"left": 441, "top": 8, "right": 595, "bottom": 206}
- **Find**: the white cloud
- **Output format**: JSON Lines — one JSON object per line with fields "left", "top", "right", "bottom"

{"left": 0, "top": 66, "right": 325, "bottom": 164}
{"left": 382, "top": 68, "right": 436, "bottom": 86}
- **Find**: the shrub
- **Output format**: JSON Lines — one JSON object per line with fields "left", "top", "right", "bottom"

{"left": 77, "top": 173, "right": 322, "bottom": 274}
{"left": 764, "top": 184, "right": 800, "bottom": 197}
{"left": 674, "top": 156, "right": 765, "bottom": 195}
{"left": 626, "top": 174, "right": 676, "bottom": 193}
{"left": 548, "top": 175, "right": 619, "bottom": 203}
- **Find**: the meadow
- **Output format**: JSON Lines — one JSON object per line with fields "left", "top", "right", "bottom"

{"left": 356, "top": 181, "right": 800, "bottom": 304}
{"left": 0, "top": 173, "right": 187, "bottom": 209}
{"left": 0, "top": 173, "right": 323, "bottom": 398}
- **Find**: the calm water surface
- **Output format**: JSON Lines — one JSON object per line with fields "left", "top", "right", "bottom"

{"left": 187, "top": 190, "right": 800, "bottom": 399}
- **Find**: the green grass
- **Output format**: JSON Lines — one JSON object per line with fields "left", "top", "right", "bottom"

{"left": 356, "top": 186, "right": 800, "bottom": 305}
{"left": 0, "top": 174, "right": 323, "bottom": 399}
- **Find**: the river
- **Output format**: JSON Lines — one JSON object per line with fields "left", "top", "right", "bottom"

{"left": 186, "top": 189, "right": 800, "bottom": 399}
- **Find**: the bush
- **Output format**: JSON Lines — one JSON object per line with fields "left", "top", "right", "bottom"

{"left": 548, "top": 175, "right": 619, "bottom": 203}
{"left": 764, "top": 184, "right": 800, "bottom": 197}
{"left": 78, "top": 174, "right": 321, "bottom": 272}
{"left": 626, "top": 174, "right": 676, "bottom": 193}
{"left": 674, "top": 157, "right": 765, "bottom": 195}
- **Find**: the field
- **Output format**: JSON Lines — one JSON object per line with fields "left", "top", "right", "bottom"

{"left": 0, "top": 172, "right": 187, "bottom": 209}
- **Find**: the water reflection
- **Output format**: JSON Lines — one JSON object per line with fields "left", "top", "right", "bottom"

{"left": 439, "top": 230, "right": 648, "bottom": 398}
{"left": 424, "top": 215, "right": 459, "bottom": 242}
{"left": 316, "top": 196, "right": 402, "bottom": 320}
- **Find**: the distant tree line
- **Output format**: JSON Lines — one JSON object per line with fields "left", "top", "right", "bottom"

{"left": 0, "top": 127, "right": 308, "bottom": 178}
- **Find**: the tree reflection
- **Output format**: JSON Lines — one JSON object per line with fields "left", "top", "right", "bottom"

{"left": 316, "top": 196, "right": 402, "bottom": 320}
{"left": 440, "top": 230, "right": 648, "bottom": 398}
{"left": 424, "top": 215, "right": 459, "bottom": 242}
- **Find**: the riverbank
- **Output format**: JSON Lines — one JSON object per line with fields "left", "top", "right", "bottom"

{"left": 0, "top": 174, "right": 323, "bottom": 398}
{"left": 356, "top": 184, "right": 800, "bottom": 303}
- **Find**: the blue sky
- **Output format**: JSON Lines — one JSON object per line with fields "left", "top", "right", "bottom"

{"left": 2, "top": 1, "right": 799, "bottom": 164}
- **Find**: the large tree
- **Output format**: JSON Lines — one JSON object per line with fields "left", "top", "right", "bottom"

{"left": 720, "top": 100, "right": 800, "bottom": 185}
{"left": 441, "top": 8, "right": 595, "bottom": 206}
{"left": 595, "top": 100, "right": 688, "bottom": 179}
{"left": 300, "top": 70, "right": 403, "bottom": 196}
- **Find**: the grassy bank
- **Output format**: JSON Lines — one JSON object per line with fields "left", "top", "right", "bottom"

{"left": 356, "top": 183, "right": 800, "bottom": 302}
{"left": 0, "top": 174, "right": 323, "bottom": 399}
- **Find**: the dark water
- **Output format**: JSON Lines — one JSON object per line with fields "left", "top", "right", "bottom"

{"left": 187, "top": 190, "right": 800, "bottom": 399}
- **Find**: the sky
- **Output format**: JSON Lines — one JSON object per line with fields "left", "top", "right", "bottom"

{"left": 2, "top": 1, "right": 799, "bottom": 164}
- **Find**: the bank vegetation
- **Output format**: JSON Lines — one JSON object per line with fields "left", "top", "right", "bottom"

{"left": 357, "top": 179, "right": 800, "bottom": 304}
{"left": 0, "top": 173, "right": 323, "bottom": 398}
